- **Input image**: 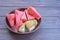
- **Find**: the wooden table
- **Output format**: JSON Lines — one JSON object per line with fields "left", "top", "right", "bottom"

{"left": 0, "top": 0, "right": 60, "bottom": 40}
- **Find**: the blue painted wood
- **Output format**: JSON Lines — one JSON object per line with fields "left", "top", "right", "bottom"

{"left": 0, "top": 28, "right": 60, "bottom": 40}
{"left": 0, "top": 0, "right": 60, "bottom": 7}
{"left": 0, "top": 7, "right": 60, "bottom": 16}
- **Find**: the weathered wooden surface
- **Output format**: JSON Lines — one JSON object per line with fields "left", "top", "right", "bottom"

{"left": 0, "top": 0, "right": 60, "bottom": 40}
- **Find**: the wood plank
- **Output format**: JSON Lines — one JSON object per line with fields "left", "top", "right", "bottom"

{"left": 0, "top": 0, "right": 60, "bottom": 7}
{"left": 0, "top": 17, "right": 60, "bottom": 29}
{"left": 0, "top": 28, "right": 60, "bottom": 40}
{"left": 40, "top": 17, "right": 60, "bottom": 28}
{"left": 0, "top": 7, "right": 60, "bottom": 16}
{"left": 0, "top": 0, "right": 40, "bottom": 7}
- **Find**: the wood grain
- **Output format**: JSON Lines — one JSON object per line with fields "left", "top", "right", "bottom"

{"left": 0, "top": 0, "right": 60, "bottom": 7}
{"left": 0, "top": 28, "right": 60, "bottom": 40}
{"left": 0, "top": 7, "right": 60, "bottom": 16}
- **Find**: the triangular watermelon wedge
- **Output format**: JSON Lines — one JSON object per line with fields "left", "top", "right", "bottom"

{"left": 15, "top": 10, "right": 23, "bottom": 18}
{"left": 15, "top": 10, "right": 23, "bottom": 32}
{"left": 6, "top": 14, "right": 15, "bottom": 30}
{"left": 20, "top": 12, "right": 27, "bottom": 22}
{"left": 27, "top": 6, "right": 41, "bottom": 20}
{"left": 15, "top": 10, "right": 27, "bottom": 23}
{"left": 25, "top": 10, "right": 35, "bottom": 20}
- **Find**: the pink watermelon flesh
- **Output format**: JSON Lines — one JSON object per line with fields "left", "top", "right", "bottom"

{"left": 27, "top": 6, "right": 41, "bottom": 20}
{"left": 20, "top": 12, "right": 27, "bottom": 22}
{"left": 15, "top": 10, "right": 23, "bottom": 18}
{"left": 15, "top": 10, "right": 23, "bottom": 32}
{"left": 25, "top": 10, "right": 35, "bottom": 20}
{"left": 6, "top": 14, "right": 15, "bottom": 30}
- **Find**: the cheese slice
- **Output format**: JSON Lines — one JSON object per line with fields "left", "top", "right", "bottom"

{"left": 19, "top": 23, "right": 25, "bottom": 33}
{"left": 25, "top": 20, "right": 37, "bottom": 31}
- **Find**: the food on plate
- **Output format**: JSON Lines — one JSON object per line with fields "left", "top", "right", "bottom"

{"left": 20, "top": 12, "right": 27, "bottom": 22}
{"left": 27, "top": 6, "right": 41, "bottom": 20}
{"left": 25, "top": 20, "right": 37, "bottom": 31}
{"left": 15, "top": 10, "right": 27, "bottom": 22}
{"left": 15, "top": 10, "right": 23, "bottom": 17}
{"left": 6, "top": 14, "right": 15, "bottom": 30}
{"left": 15, "top": 10, "right": 23, "bottom": 32}
{"left": 25, "top": 10, "right": 35, "bottom": 20}
{"left": 19, "top": 23, "right": 25, "bottom": 32}
{"left": 6, "top": 6, "right": 41, "bottom": 33}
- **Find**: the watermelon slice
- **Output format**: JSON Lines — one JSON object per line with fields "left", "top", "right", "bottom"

{"left": 20, "top": 12, "right": 27, "bottom": 22}
{"left": 15, "top": 14, "right": 23, "bottom": 32}
{"left": 15, "top": 10, "right": 27, "bottom": 23}
{"left": 15, "top": 10, "right": 23, "bottom": 32}
{"left": 27, "top": 6, "right": 41, "bottom": 20}
{"left": 15, "top": 10, "right": 23, "bottom": 18}
{"left": 6, "top": 14, "right": 15, "bottom": 30}
{"left": 25, "top": 10, "right": 35, "bottom": 20}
